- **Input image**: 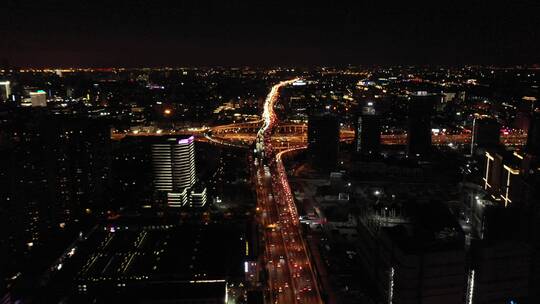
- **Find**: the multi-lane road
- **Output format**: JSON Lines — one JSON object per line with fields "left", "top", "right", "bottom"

{"left": 113, "top": 125, "right": 527, "bottom": 149}
{"left": 254, "top": 79, "right": 323, "bottom": 304}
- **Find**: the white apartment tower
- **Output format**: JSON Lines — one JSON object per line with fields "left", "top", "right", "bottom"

{"left": 152, "top": 136, "right": 206, "bottom": 207}
{"left": 152, "top": 137, "right": 196, "bottom": 191}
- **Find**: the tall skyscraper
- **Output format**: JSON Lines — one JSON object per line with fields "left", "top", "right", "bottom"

{"left": 30, "top": 90, "right": 47, "bottom": 107}
{"left": 484, "top": 150, "right": 504, "bottom": 194}
{"left": 0, "top": 81, "right": 10, "bottom": 102}
{"left": 467, "top": 203, "right": 531, "bottom": 304}
{"left": 355, "top": 101, "right": 381, "bottom": 156}
{"left": 152, "top": 141, "right": 175, "bottom": 192}
{"left": 152, "top": 137, "right": 196, "bottom": 192}
{"left": 407, "top": 92, "right": 436, "bottom": 158}
{"left": 471, "top": 116, "right": 500, "bottom": 155}
{"left": 49, "top": 116, "right": 112, "bottom": 213}
{"left": 307, "top": 113, "right": 340, "bottom": 170}
{"left": 174, "top": 136, "right": 196, "bottom": 189}
{"left": 0, "top": 110, "right": 112, "bottom": 261}
{"left": 152, "top": 136, "right": 205, "bottom": 207}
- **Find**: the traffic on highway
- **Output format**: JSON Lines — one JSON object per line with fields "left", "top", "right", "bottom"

{"left": 254, "top": 79, "right": 323, "bottom": 304}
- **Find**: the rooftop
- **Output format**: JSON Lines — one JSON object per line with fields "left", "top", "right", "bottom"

{"left": 383, "top": 201, "right": 465, "bottom": 254}
{"left": 75, "top": 222, "right": 247, "bottom": 282}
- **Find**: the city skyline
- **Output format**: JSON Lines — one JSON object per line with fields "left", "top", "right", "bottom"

{"left": 1, "top": 2, "right": 540, "bottom": 303}
{"left": 2, "top": 65, "right": 538, "bottom": 303}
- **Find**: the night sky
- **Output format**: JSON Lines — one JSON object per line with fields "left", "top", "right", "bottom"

{"left": 2, "top": 0, "right": 540, "bottom": 67}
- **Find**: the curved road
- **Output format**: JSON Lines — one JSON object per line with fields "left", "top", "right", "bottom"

{"left": 254, "top": 79, "right": 323, "bottom": 304}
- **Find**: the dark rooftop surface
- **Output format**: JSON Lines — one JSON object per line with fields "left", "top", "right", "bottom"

{"left": 77, "top": 222, "right": 246, "bottom": 281}
{"left": 63, "top": 221, "right": 249, "bottom": 303}
{"left": 383, "top": 201, "right": 465, "bottom": 253}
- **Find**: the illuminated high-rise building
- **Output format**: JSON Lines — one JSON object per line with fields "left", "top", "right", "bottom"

{"left": 173, "top": 137, "right": 196, "bottom": 189}
{"left": 30, "top": 90, "right": 47, "bottom": 107}
{"left": 152, "top": 136, "right": 206, "bottom": 207}
{"left": 407, "top": 92, "right": 436, "bottom": 158}
{"left": 483, "top": 150, "right": 504, "bottom": 195}
{"left": 152, "top": 141, "right": 174, "bottom": 192}
{"left": 152, "top": 137, "right": 196, "bottom": 192}
{"left": 0, "top": 81, "right": 10, "bottom": 102}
